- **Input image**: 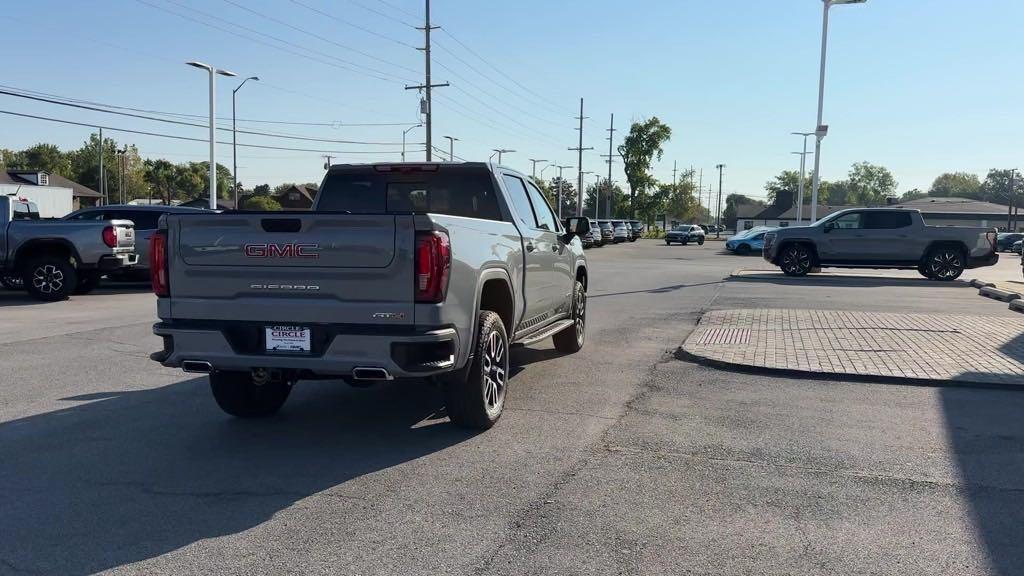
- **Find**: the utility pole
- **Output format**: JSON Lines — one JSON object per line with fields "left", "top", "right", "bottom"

{"left": 322, "top": 155, "right": 334, "bottom": 170}
{"left": 405, "top": 0, "right": 449, "bottom": 161}
{"left": 672, "top": 161, "right": 678, "bottom": 189}
{"left": 716, "top": 164, "right": 725, "bottom": 238}
{"left": 568, "top": 98, "right": 593, "bottom": 216}
{"left": 97, "top": 127, "right": 106, "bottom": 205}
{"left": 599, "top": 113, "right": 616, "bottom": 219}
{"left": 697, "top": 168, "right": 704, "bottom": 224}
{"left": 1008, "top": 170, "right": 1016, "bottom": 232}
{"left": 529, "top": 158, "right": 548, "bottom": 178}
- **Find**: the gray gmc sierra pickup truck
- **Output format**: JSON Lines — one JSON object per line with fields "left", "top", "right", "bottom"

{"left": 763, "top": 208, "right": 998, "bottom": 280}
{"left": 1, "top": 196, "right": 136, "bottom": 300}
{"left": 151, "top": 162, "right": 590, "bottom": 429}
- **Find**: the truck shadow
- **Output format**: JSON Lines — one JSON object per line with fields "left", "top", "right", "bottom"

{"left": 945, "top": 331, "right": 1024, "bottom": 574}
{"left": 0, "top": 377, "right": 472, "bottom": 575}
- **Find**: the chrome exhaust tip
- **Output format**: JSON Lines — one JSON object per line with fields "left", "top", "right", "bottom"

{"left": 182, "top": 360, "right": 214, "bottom": 374}
{"left": 351, "top": 367, "right": 393, "bottom": 381}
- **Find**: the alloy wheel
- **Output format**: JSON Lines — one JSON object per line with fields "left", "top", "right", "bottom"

{"left": 32, "top": 264, "right": 64, "bottom": 294}
{"left": 929, "top": 250, "right": 962, "bottom": 280}
{"left": 782, "top": 247, "right": 810, "bottom": 274}
{"left": 575, "top": 288, "right": 586, "bottom": 347}
{"left": 480, "top": 329, "right": 507, "bottom": 417}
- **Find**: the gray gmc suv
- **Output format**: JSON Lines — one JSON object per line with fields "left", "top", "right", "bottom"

{"left": 150, "top": 162, "right": 589, "bottom": 429}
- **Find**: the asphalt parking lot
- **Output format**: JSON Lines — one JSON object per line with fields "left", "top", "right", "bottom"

{"left": 2, "top": 241, "right": 1022, "bottom": 575}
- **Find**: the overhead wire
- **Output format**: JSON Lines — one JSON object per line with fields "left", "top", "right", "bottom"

{"left": 288, "top": 0, "right": 418, "bottom": 49}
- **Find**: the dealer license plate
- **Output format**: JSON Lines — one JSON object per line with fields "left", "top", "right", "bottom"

{"left": 265, "top": 326, "right": 310, "bottom": 353}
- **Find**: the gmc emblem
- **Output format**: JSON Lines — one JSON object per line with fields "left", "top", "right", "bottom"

{"left": 244, "top": 243, "right": 320, "bottom": 259}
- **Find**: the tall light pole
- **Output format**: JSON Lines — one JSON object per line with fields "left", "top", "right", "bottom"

{"left": 232, "top": 75, "right": 258, "bottom": 209}
{"left": 402, "top": 124, "right": 422, "bottom": 161}
{"left": 490, "top": 149, "right": 515, "bottom": 163}
{"left": 555, "top": 164, "right": 573, "bottom": 219}
{"left": 443, "top": 135, "right": 458, "bottom": 161}
{"left": 715, "top": 163, "right": 725, "bottom": 239}
{"left": 792, "top": 131, "right": 815, "bottom": 224}
{"left": 529, "top": 159, "right": 548, "bottom": 178}
{"left": 810, "top": 0, "right": 866, "bottom": 222}
{"left": 540, "top": 163, "right": 555, "bottom": 179}
{"left": 187, "top": 61, "right": 237, "bottom": 210}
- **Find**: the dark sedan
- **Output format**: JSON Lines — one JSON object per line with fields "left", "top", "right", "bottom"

{"left": 997, "top": 233, "right": 1024, "bottom": 252}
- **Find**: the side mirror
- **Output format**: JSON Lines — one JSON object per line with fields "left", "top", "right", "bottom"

{"left": 823, "top": 222, "right": 835, "bottom": 233}
{"left": 563, "top": 216, "right": 590, "bottom": 236}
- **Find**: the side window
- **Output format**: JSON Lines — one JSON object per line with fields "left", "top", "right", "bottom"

{"left": 864, "top": 211, "right": 912, "bottom": 229}
{"left": 125, "top": 211, "right": 162, "bottom": 230}
{"left": 524, "top": 180, "right": 557, "bottom": 232}
{"left": 68, "top": 210, "right": 104, "bottom": 221}
{"left": 831, "top": 212, "right": 863, "bottom": 229}
{"left": 501, "top": 174, "right": 537, "bottom": 229}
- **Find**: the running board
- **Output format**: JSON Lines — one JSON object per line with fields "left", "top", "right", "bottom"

{"left": 514, "top": 319, "right": 574, "bottom": 346}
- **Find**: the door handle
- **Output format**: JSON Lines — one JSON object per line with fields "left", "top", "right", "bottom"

{"left": 526, "top": 243, "right": 535, "bottom": 252}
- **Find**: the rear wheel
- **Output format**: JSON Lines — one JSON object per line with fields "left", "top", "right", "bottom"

{"left": 442, "top": 311, "right": 509, "bottom": 429}
{"left": 917, "top": 264, "right": 935, "bottom": 280}
{"left": 698, "top": 237, "right": 705, "bottom": 246}
{"left": 553, "top": 281, "right": 586, "bottom": 353}
{"left": 24, "top": 256, "right": 76, "bottom": 302}
{"left": 210, "top": 369, "right": 291, "bottom": 418}
{"left": 779, "top": 244, "right": 813, "bottom": 277}
{"left": 665, "top": 240, "right": 672, "bottom": 245}
{"left": 735, "top": 243, "right": 751, "bottom": 255}
{"left": 925, "top": 246, "right": 965, "bottom": 281}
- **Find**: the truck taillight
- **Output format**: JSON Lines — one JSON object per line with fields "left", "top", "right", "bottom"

{"left": 102, "top": 226, "right": 117, "bottom": 248}
{"left": 150, "top": 231, "right": 169, "bottom": 297}
{"left": 415, "top": 230, "right": 451, "bottom": 303}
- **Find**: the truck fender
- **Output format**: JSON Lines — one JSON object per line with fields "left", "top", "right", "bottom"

{"left": 464, "top": 267, "right": 516, "bottom": 366}
{"left": 13, "top": 238, "right": 82, "bottom": 272}
{"left": 920, "top": 240, "right": 968, "bottom": 264}
{"left": 773, "top": 238, "right": 818, "bottom": 264}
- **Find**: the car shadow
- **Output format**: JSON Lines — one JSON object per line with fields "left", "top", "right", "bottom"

{"left": 727, "top": 274, "right": 969, "bottom": 289}
{"left": 0, "top": 376, "right": 474, "bottom": 575}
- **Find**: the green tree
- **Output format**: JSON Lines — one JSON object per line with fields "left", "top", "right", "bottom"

{"left": 545, "top": 177, "right": 576, "bottom": 216}
{"left": 12, "top": 143, "right": 71, "bottom": 175}
{"left": 618, "top": 117, "right": 672, "bottom": 219}
{"left": 980, "top": 169, "right": 1024, "bottom": 204}
{"left": 722, "top": 194, "right": 765, "bottom": 229}
{"left": 846, "top": 161, "right": 897, "bottom": 205}
{"left": 899, "top": 188, "right": 927, "bottom": 202}
{"left": 253, "top": 183, "right": 271, "bottom": 195}
{"left": 243, "top": 195, "right": 282, "bottom": 211}
{"left": 928, "top": 172, "right": 981, "bottom": 199}
{"left": 144, "top": 159, "right": 177, "bottom": 205}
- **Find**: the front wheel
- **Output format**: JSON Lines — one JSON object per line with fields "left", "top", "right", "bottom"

{"left": 24, "top": 257, "right": 77, "bottom": 302}
{"left": 210, "top": 369, "right": 291, "bottom": 418}
{"left": 917, "top": 264, "right": 935, "bottom": 280}
{"left": 442, "top": 311, "right": 509, "bottom": 429}
{"left": 925, "top": 246, "right": 965, "bottom": 281}
{"left": 698, "top": 237, "right": 705, "bottom": 246}
{"left": 735, "top": 244, "right": 751, "bottom": 255}
{"left": 665, "top": 240, "right": 672, "bottom": 245}
{"left": 553, "top": 280, "right": 586, "bottom": 353}
{"left": 779, "top": 244, "right": 813, "bottom": 277}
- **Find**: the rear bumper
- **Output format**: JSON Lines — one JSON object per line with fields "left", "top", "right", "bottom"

{"left": 86, "top": 252, "right": 138, "bottom": 271}
{"left": 967, "top": 252, "right": 999, "bottom": 269}
{"left": 152, "top": 320, "right": 460, "bottom": 378}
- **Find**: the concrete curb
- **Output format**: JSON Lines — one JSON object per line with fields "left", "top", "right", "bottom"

{"left": 979, "top": 285, "right": 1022, "bottom": 302}
{"left": 970, "top": 278, "right": 997, "bottom": 289}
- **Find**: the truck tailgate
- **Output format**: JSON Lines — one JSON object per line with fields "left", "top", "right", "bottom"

{"left": 167, "top": 212, "right": 416, "bottom": 325}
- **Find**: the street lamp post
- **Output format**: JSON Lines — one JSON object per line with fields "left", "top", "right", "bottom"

{"left": 540, "top": 163, "right": 554, "bottom": 179}
{"left": 792, "top": 131, "right": 814, "bottom": 224}
{"left": 232, "top": 75, "right": 259, "bottom": 210}
{"left": 402, "top": 124, "right": 423, "bottom": 162}
{"left": 490, "top": 149, "right": 515, "bottom": 163}
{"left": 187, "top": 61, "right": 237, "bottom": 210}
{"left": 810, "top": 0, "right": 866, "bottom": 222}
{"left": 529, "top": 158, "right": 548, "bottom": 178}
{"left": 555, "top": 164, "right": 573, "bottom": 219}
{"left": 442, "top": 135, "right": 458, "bottom": 161}
{"left": 715, "top": 164, "right": 725, "bottom": 239}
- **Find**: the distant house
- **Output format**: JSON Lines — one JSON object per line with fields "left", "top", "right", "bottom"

{"left": 736, "top": 196, "right": 1021, "bottom": 231}
{"left": 1, "top": 170, "right": 102, "bottom": 216}
{"left": 275, "top": 184, "right": 317, "bottom": 210}
{"left": 179, "top": 197, "right": 236, "bottom": 211}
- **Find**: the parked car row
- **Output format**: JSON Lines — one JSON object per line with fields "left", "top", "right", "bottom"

{"left": 582, "top": 219, "right": 643, "bottom": 248}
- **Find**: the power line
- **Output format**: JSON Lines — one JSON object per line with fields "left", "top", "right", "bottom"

{"left": 442, "top": 81, "right": 563, "bottom": 147}
{"left": 219, "top": 0, "right": 420, "bottom": 76}
{"left": 375, "top": 0, "right": 420, "bottom": 20}
{"left": 135, "top": 0, "right": 413, "bottom": 85}
{"left": 288, "top": 0, "right": 418, "bottom": 48}
{"left": 437, "top": 28, "right": 574, "bottom": 116}
{"left": 346, "top": 0, "right": 419, "bottom": 28}
{"left": 0, "top": 109, "right": 419, "bottom": 155}
{"left": 0, "top": 88, "right": 406, "bottom": 145}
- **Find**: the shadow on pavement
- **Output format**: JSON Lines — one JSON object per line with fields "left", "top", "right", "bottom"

{"left": 728, "top": 274, "right": 969, "bottom": 289}
{"left": 589, "top": 280, "right": 723, "bottom": 299}
{"left": 0, "top": 376, "right": 474, "bottom": 575}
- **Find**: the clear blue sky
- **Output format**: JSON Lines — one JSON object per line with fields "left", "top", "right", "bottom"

{"left": 2, "top": 0, "right": 1022, "bottom": 203}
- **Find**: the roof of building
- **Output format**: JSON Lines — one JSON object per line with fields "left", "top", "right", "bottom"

{"left": 891, "top": 197, "right": 1011, "bottom": 214}
{"left": 736, "top": 203, "right": 853, "bottom": 220}
{"left": 276, "top": 184, "right": 317, "bottom": 203}
{"left": 2, "top": 170, "right": 102, "bottom": 198}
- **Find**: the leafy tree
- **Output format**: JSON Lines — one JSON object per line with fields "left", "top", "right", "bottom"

{"left": 253, "top": 183, "right": 271, "bottom": 195}
{"left": 143, "top": 159, "right": 177, "bottom": 205}
{"left": 928, "top": 172, "right": 981, "bottom": 199}
{"left": 980, "top": 169, "right": 1024, "bottom": 204}
{"left": 618, "top": 117, "right": 672, "bottom": 218}
{"left": 846, "top": 161, "right": 897, "bottom": 205}
{"left": 765, "top": 170, "right": 814, "bottom": 205}
{"left": 722, "top": 194, "right": 765, "bottom": 229}
{"left": 9, "top": 143, "right": 72, "bottom": 176}
{"left": 899, "top": 188, "right": 928, "bottom": 202}
{"left": 243, "top": 195, "right": 282, "bottom": 211}
{"left": 582, "top": 179, "right": 627, "bottom": 219}
{"left": 545, "top": 176, "right": 576, "bottom": 217}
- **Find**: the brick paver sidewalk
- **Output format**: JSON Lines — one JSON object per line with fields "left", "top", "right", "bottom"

{"left": 683, "top": 309, "right": 1024, "bottom": 385}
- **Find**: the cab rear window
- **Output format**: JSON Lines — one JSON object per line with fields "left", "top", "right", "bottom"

{"left": 317, "top": 166, "right": 502, "bottom": 221}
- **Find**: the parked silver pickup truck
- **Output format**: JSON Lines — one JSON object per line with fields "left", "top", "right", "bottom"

{"left": 150, "top": 162, "right": 590, "bottom": 429}
{"left": 763, "top": 208, "right": 998, "bottom": 280}
{"left": 0, "top": 196, "right": 136, "bottom": 300}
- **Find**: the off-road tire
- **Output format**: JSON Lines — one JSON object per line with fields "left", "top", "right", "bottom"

{"left": 925, "top": 246, "right": 966, "bottom": 281}
{"left": 24, "top": 256, "right": 76, "bottom": 302}
{"left": 210, "top": 370, "right": 291, "bottom": 418}
{"left": 553, "top": 281, "right": 586, "bottom": 354}
{"left": 779, "top": 243, "right": 813, "bottom": 277}
{"left": 442, "top": 311, "right": 509, "bottom": 430}
{"left": 698, "top": 237, "right": 705, "bottom": 246}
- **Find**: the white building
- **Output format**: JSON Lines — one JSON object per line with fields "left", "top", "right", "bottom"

{"left": 1, "top": 170, "right": 103, "bottom": 217}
